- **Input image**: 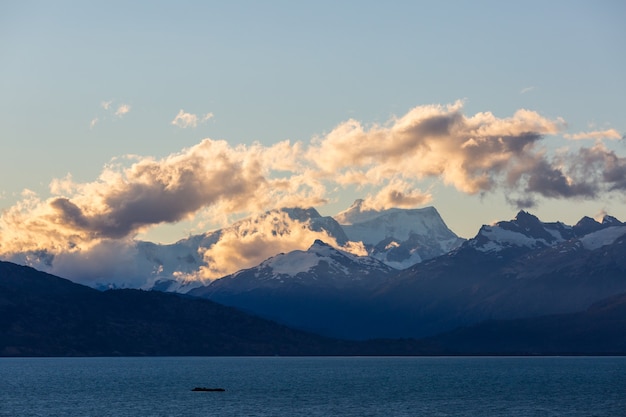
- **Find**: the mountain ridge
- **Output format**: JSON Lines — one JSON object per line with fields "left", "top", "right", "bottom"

{"left": 3, "top": 259, "right": 626, "bottom": 356}
{"left": 190, "top": 210, "right": 626, "bottom": 339}
{"left": 0, "top": 260, "right": 363, "bottom": 356}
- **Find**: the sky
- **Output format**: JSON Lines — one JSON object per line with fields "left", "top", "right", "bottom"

{"left": 1, "top": 1, "right": 625, "bottom": 276}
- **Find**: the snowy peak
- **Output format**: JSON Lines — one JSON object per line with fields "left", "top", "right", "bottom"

{"left": 471, "top": 211, "right": 571, "bottom": 253}
{"left": 500, "top": 211, "right": 569, "bottom": 243}
{"left": 340, "top": 206, "right": 448, "bottom": 244}
{"left": 281, "top": 207, "right": 322, "bottom": 222}
{"left": 259, "top": 239, "right": 350, "bottom": 277}
{"left": 260, "top": 248, "right": 325, "bottom": 278}
{"left": 335, "top": 199, "right": 442, "bottom": 228}
{"left": 470, "top": 211, "right": 624, "bottom": 253}
{"left": 190, "top": 239, "right": 394, "bottom": 296}
{"left": 308, "top": 239, "right": 335, "bottom": 253}
{"left": 334, "top": 199, "right": 377, "bottom": 225}
{"left": 573, "top": 215, "right": 624, "bottom": 237}
{"left": 573, "top": 216, "right": 604, "bottom": 236}
{"left": 258, "top": 238, "right": 392, "bottom": 280}
{"left": 336, "top": 202, "right": 464, "bottom": 269}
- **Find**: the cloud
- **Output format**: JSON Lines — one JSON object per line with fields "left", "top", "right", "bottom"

{"left": 520, "top": 86, "right": 535, "bottom": 94}
{"left": 523, "top": 158, "right": 596, "bottom": 198}
{"left": 306, "top": 101, "right": 626, "bottom": 209}
{"left": 90, "top": 100, "right": 130, "bottom": 128}
{"left": 594, "top": 208, "right": 608, "bottom": 223}
{"left": 115, "top": 104, "right": 131, "bottom": 117}
{"left": 171, "top": 110, "right": 214, "bottom": 128}
{"left": 307, "top": 102, "right": 565, "bottom": 195}
{"left": 3, "top": 101, "right": 626, "bottom": 282}
{"left": 0, "top": 139, "right": 322, "bottom": 256}
{"left": 563, "top": 129, "right": 622, "bottom": 141}
{"left": 575, "top": 143, "right": 626, "bottom": 191}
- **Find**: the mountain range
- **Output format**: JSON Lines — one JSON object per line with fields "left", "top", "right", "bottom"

{"left": 4, "top": 202, "right": 465, "bottom": 291}
{"left": 189, "top": 210, "right": 626, "bottom": 340}
{"left": 2, "top": 203, "right": 626, "bottom": 354}
{"left": 2, "top": 259, "right": 626, "bottom": 356}
{"left": 147, "top": 203, "right": 465, "bottom": 292}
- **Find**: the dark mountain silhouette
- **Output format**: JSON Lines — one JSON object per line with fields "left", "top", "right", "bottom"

{"left": 2, "top": 260, "right": 626, "bottom": 356}
{"left": 427, "top": 292, "right": 626, "bottom": 355}
{"left": 0, "top": 261, "right": 390, "bottom": 356}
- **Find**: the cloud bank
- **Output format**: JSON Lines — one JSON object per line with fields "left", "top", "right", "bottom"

{"left": 3, "top": 101, "right": 625, "bottom": 283}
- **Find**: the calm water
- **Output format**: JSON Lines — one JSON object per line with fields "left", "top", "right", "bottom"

{"left": 1, "top": 356, "right": 625, "bottom": 416}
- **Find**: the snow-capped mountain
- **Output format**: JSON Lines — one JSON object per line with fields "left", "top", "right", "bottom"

{"left": 335, "top": 200, "right": 464, "bottom": 269}
{"left": 579, "top": 225, "right": 626, "bottom": 250}
{"left": 188, "top": 239, "right": 397, "bottom": 338}
{"left": 188, "top": 210, "right": 626, "bottom": 340}
{"left": 10, "top": 201, "right": 463, "bottom": 291}
{"left": 468, "top": 210, "right": 624, "bottom": 254}
{"left": 138, "top": 207, "right": 350, "bottom": 292}
{"left": 190, "top": 239, "right": 394, "bottom": 296}
{"left": 101, "top": 203, "right": 463, "bottom": 291}
{"left": 371, "top": 211, "right": 626, "bottom": 338}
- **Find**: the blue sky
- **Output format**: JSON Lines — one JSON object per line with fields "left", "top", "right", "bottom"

{"left": 1, "top": 0, "right": 625, "bottom": 249}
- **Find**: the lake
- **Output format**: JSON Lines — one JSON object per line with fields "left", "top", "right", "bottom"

{"left": 1, "top": 356, "right": 625, "bottom": 416}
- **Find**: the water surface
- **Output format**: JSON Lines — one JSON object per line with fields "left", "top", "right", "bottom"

{"left": 1, "top": 356, "right": 624, "bottom": 416}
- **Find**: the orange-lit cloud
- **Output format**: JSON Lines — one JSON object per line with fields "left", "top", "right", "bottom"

{"left": 357, "top": 179, "right": 432, "bottom": 212}
{"left": 307, "top": 102, "right": 565, "bottom": 195}
{"left": 0, "top": 139, "right": 321, "bottom": 256}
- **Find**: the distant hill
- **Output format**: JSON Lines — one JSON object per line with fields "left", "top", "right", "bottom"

{"left": 0, "top": 261, "right": 357, "bottom": 356}
{"left": 3, "top": 260, "right": 626, "bottom": 356}
{"left": 427, "top": 292, "right": 626, "bottom": 355}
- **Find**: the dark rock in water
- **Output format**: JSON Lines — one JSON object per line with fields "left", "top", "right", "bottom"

{"left": 192, "top": 387, "right": 225, "bottom": 392}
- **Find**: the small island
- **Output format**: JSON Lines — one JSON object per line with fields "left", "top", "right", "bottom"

{"left": 192, "top": 387, "right": 225, "bottom": 392}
